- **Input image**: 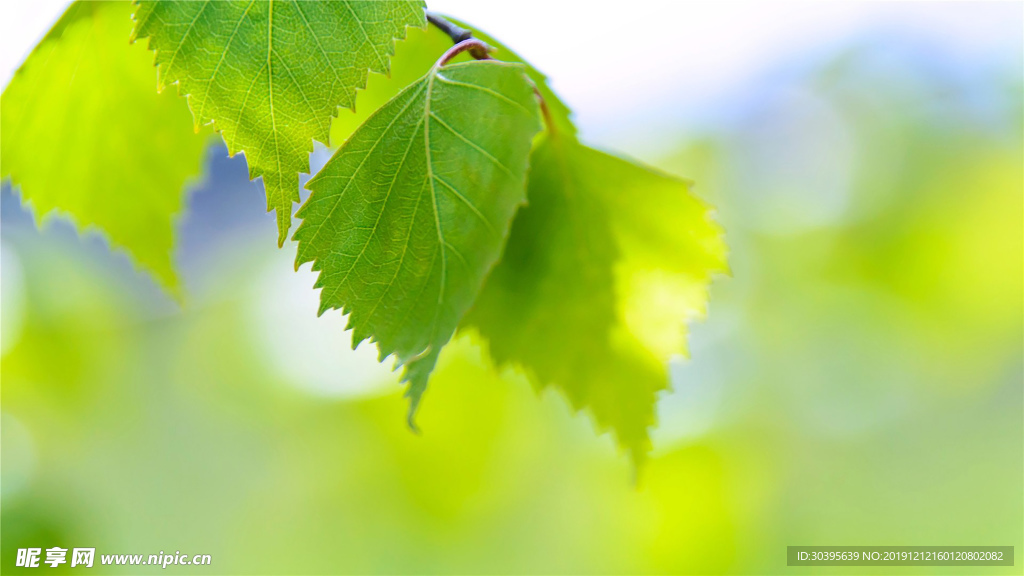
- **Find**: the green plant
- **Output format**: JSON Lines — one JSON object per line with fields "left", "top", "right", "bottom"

{"left": 1, "top": 0, "right": 727, "bottom": 466}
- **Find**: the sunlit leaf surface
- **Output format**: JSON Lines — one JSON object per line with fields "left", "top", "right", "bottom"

{"left": 467, "top": 134, "right": 727, "bottom": 464}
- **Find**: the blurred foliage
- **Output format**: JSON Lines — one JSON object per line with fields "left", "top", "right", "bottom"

{"left": 0, "top": 1, "right": 208, "bottom": 293}
{"left": 2, "top": 23, "right": 1021, "bottom": 576}
{"left": 652, "top": 38, "right": 1022, "bottom": 573}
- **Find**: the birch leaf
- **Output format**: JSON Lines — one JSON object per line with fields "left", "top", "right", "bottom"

{"left": 294, "top": 59, "right": 542, "bottom": 420}
{"left": 466, "top": 135, "right": 727, "bottom": 465}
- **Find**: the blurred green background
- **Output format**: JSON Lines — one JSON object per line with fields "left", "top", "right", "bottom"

{"left": 2, "top": 3, "right": 1022, "bottom": 575}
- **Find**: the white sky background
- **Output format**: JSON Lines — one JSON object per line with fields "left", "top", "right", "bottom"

{"left": 2, "top": 1, "right": 1021, "bottom": 152}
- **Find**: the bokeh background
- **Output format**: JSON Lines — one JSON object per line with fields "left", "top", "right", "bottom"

{"left": 2, "top": 1, "right": 1021, "bottom": 574}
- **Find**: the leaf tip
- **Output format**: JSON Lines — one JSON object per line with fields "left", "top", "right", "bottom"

{"left": 275, "top": 210, "right": 290, "bottom": 247}
{"left": 405, "top": 398, "right": 422, "bottom": 435}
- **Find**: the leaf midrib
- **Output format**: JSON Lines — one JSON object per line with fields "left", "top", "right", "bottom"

{"left": 424, "top": 60, "right": 447, "bottom": 308}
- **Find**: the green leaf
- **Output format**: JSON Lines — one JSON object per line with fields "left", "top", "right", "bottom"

{"left": 465, "top": 134, "right": 727, "bottom": 466}
{"left": 294, "top": 59, "right": 542, "bottom": 420}
{"left": 131, "top": 0, "right": 426, "bottom": 245}
{"left": 1, "top": 1, "right": 208, "bottom": 294}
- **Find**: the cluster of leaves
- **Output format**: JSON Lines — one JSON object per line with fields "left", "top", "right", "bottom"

{"left": 1, "top": 0, "right": 726, "bottom": 465}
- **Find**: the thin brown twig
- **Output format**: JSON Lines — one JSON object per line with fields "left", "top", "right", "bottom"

{"left": 426, "top": 12, "right": 473, "bottom": 44}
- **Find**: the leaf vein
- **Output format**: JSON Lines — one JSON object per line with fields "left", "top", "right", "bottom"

{"left": 301, "top": 80, "right": 428, "bottom": 249}
{"left": 428, "top": 112, "right": 516, "bottom": 179}
{"left": 196, "top": 0, "right": 255, "bottom": 123}
{"left": 432, "top": 173, "right": 497, "bottom": 237}
{"left": 161, "top": 0, "right": 210, "bottom": 80}
{"left": 435, "top": 75, "right": 533, "bottom": 117}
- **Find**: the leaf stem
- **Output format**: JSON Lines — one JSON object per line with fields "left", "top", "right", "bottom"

{"left": 436, "top": 38, "right": 492, "bottom": 67}
{"left": 427, "top": 11, "right": 555, "bottom": 134}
